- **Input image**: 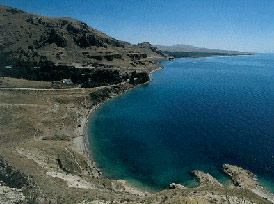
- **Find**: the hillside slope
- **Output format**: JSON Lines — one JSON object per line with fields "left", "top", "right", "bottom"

{"left": 0, "top": 4, "right": 272, "bottom": 204}
{"left": 0, "top": 4, "right": 165, "bottom": 69}
{"left": 0, "top": 4, "right": 168, "bottom": 88}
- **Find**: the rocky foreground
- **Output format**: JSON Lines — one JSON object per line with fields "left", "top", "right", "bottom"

{"left": 1, "top": 79, "right": 273, "bottom": 204}
{"left": 0, "top": 4, "right": 273, "bottom": 204}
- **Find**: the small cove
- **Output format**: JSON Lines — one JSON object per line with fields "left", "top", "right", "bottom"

{"left": 88, "top": 54, "right": 274, "bottom": 192}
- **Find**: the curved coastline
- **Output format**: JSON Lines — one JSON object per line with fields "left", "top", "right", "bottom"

{"left": 82, "top": 56, "right": 274, "bottom": 203}
{"left": 81, "top": 64, "right": 165, "bottom": 192}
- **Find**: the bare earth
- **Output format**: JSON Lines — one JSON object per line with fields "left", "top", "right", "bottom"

{"left": 1, "top": 4, "right": 272, "bottom": 203}
{"left": 0, "top": 77, "right": 273, "bottom": 204}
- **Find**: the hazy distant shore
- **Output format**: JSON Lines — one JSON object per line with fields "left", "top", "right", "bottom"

{"left": 163, "top": 51, "right": 255, "bottom": 59}
{"left": 155, "top": 44, "right": 256, "bottom": 59}
{"left": 0, "top": 3, "right": 272, "bottom": 203}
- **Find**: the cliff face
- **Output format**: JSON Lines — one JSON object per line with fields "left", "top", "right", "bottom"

{"left": 0, "top": 5, "right": 165, "bottom": 68}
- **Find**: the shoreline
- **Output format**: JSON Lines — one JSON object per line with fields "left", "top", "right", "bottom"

{"left": 79, "top": 58, "right": 274, "bottom": 203}
{"left": 81, "top": 62, "right": 164, "bottom": 161}
{"left": 1, "top": 56, "right": 274, "bottom": 203}
{"left": 79, "top": 63, "right": 165, "bottom": 193}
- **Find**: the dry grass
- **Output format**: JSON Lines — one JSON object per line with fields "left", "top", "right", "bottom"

{"left": 0, "top": 80, "right": 272, "bottom": 203}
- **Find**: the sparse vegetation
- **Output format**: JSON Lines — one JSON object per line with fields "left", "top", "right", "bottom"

{"left": 0, "top": 3, "right": 270, "bottom": 204}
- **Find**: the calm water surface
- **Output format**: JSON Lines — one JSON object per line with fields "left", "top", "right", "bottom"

{"left": 88, "top": 54, "right": 274, "bottom": 192}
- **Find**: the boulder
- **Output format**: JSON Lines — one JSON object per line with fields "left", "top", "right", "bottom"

{"left": 169, "top": 183, "right": 185, "bottom": 189}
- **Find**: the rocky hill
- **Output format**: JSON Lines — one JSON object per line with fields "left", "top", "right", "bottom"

{"left": 0, "top": 4, "right": 169, "bottom": 88}
{"left": 0, "top": 4, "right": 165, "bottom": 69}
{"left": 0, "top": 4, "right": 273, "bottom": 204}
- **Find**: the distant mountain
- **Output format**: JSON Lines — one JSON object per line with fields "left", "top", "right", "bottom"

{"left": 155, "top": 44, "right": 254, "bottom": 58}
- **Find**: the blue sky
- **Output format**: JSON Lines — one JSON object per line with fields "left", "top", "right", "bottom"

{"left": 1, "top": 0, "right": 274, "bottom": 52}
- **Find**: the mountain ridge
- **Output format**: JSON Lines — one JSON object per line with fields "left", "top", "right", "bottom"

{"left": 0, "top": 4, "right": 272, "bottom": 204}
{"left": 0, "top": 4, "right": 165, "bottom": 69}
{"left": 155, "top": 44, "right": 255, "bottom": 58}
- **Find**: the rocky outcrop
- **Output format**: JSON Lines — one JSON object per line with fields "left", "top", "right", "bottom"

{"left": 0, "top": 4, "right": 272, "bottom": 204}
{"left": 137, "top": 42, "right": 160, "bottom": 53}
{"left": 0, "top": 183, "right": 26, "bottom": 204}
{"left": 89, "top": 85, "right": 133, "bottom": 105}
{"left": 34, "top": 28, "right": 67, "bottom": 48}
{"left": 223, "top": 164, "right": 274, "bottom": 203}
{"left": 0, "top": 155, "right": 28, "bottom": 189}
{"left": 127, "top": 53, "right": 147, "bottom": 61}
{"left": 0, "top": 156, "right": 29, "bottom": 203}
{"left": 223, "top": 164, "right": 257, "bottom": 189}
{"left": 82, "top": 52, "right": 122, "bottom": 61}
{"left": 129, "top": 71, "right": 150, "bottom": 85}
{"left": 192, "top": 170, "right": 223, "bottom": 188}
{"left": 26, "top": 15, "right": 122, "bottom": 49}
{"left": 169, "top": 183, "right": 185, "bottom": 189}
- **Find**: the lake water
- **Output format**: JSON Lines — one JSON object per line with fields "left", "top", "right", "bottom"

{"left": 88, "top": 54, "right": 274, "bottom": 192}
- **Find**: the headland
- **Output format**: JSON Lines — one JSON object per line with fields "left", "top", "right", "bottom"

{"left": 0, "top": 4, "right": 272, "bottom": 204}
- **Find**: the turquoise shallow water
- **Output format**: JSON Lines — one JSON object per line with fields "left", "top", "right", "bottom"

{"left": 88, "top": 54, "right": 274, "bottom": 192}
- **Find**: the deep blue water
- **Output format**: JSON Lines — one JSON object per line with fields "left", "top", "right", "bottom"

{"left": 88, "top": 54, "right": 274, "bottom": 192}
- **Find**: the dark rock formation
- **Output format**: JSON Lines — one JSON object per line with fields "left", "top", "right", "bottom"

{"left": 89, "top": 85, "right": 132, "bottom": 105}
{"left": 129, "top": 71, "right": 150, "bottom": 85}
{"left": 127, "top": 53, "right": 147, "bottom": 61}
{"left": 138, "top": 42, "right": 164, "bottom": 55}
{"left": 34, "top": 28, "right": 67, "bottom": 48}
{"left": 0, "top": 155, "right": 28, "bottom": 188}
